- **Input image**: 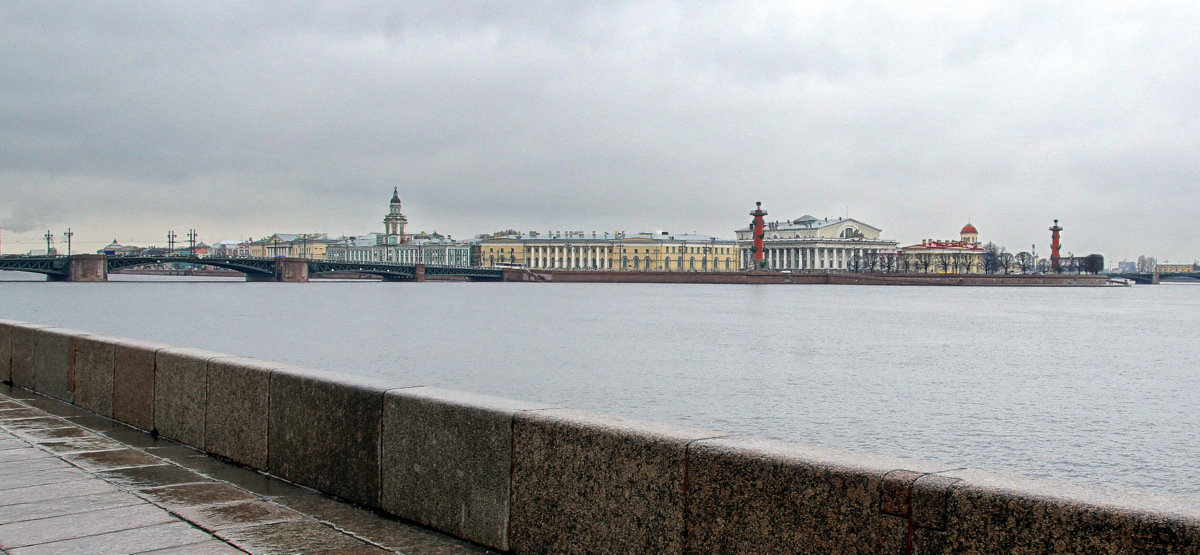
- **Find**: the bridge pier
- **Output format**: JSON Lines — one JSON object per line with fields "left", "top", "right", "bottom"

{"left": 414, "top": 263, "right": 425, "bottom": 282}
{"left": 274, "top": 257, "right": 309, "bottom": 283}
{"left": 47, "top": 255, "right": 108, "bottom": 282}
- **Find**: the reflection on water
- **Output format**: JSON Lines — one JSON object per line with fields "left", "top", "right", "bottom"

{"left": 2, "top": 273, "right": 1198, "bottom": 498}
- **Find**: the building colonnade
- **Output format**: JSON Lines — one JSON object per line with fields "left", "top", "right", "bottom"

{"left": 741, "top": 243, "right": 894, "bottom": 271}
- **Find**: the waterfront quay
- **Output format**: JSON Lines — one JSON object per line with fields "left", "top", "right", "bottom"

{"left": 0, "top": 253, "right": 1118, "bottom": 285}
{"left": 2, "top": 319, "right": 1199, "bottom": 552}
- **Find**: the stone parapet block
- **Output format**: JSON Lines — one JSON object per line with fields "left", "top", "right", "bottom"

{"left": 0, "top": 318, "right": 27, "bottom": 383}
{"left": 70, "top": 334, "right": 121, "bottom": 417}
{"left": 268, "top": 367, "right": 394, "bottom": 508}
{"left": 911, "top": 468, "right": 1200, "bottom": 553}
{"left": 509, "top": 408, "right": 724, "bottom": 554}
{"left": 112, "top": 339, "right": 173, "bottom": 431}
{"left": 7, "top": 322, "right": 52, "bottom": 388}
{"left": 381, "top": 386, "right": 554, "bottom": 551}
{"left": 685, "top": 436, "right": 956, "bottom": 553}
{"left": 33, "top": 327, "right": 92, "bottom": 402}
{"left": 154, "top": 347, "right": 230, "bottom": 447}
{"left": 204, "top": 356, "right": 288, "bottom": 469}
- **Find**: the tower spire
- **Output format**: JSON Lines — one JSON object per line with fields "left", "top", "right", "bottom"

{"left": 383, "top": 188, "right": 408, "bottom": 245}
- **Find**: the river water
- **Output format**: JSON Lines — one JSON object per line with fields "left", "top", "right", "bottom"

{"left": 2, "top": 273, "right": 1197, "bottom": 499}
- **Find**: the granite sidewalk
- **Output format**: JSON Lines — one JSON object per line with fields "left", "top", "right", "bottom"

{"left": 1, "top": 384, "right": 492, "bottom": 554}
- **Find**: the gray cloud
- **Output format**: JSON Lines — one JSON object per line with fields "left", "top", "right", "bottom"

{"left": 2, "top": 1, "right": 1198, "bottom": 262}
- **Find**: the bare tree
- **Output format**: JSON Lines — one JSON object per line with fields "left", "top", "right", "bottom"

{"left": 982, "top": 242, "right": 1001, "bottom": 274}
{"left": 1016, "top": 252, "right": 1034, "bottom": 274}
{"left": 998, "top": 252, "right": 1015, "bottom": 274}
{"left": 847, "top": 253, "right": 863, "bottom": 273}
{"left": 881, "top": 252, "right": 897, "bottom": 273}
{"left": 935, "top": 253, "right": 953, "bottom": 273}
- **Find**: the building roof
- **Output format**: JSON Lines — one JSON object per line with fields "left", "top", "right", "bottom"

{"left": 736, "top": 216, "right": 882, "bottom": 234}
{"left": 476, "top": 231, "right": 732, "bottom": 243}
{"left": 961, "top": 223, "right": 979, "bottom": 235}
{"left": 901, "top": 239, "right": 984, "bottom": 251}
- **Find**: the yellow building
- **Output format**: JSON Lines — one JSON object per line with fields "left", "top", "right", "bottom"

{"left": 475, "top": 231, "right": 739, "bottom": 271}
{"left": 248, "top": 234, "right": 331, "bottom": 259}
{"left": 1156, "top": 263, "right": 1195, "bottom": 274}
{"left": 900, "top": 223, "right": 986, "bottom": 273}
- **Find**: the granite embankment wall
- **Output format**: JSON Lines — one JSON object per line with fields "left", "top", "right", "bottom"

{"left": 2, "top": 318, "right": 1197, "bottom": 553}
{"left": 510, "top": 270, "right": 1114, "bottom": 286}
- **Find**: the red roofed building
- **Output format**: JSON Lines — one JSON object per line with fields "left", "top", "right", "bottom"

{"left": 900, "top": 223, "right": 985, "bottom": 273}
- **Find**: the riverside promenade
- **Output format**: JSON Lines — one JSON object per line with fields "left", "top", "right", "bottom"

{"left": 0, "top": 385, "right": 489, "bottom": 554}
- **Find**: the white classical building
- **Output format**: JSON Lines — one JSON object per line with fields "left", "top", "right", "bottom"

{"left": 735, "top": 214, "right": 899, "bottom": 271}
{"left": 324, "top": 190, "right": 471, "bottom": 267}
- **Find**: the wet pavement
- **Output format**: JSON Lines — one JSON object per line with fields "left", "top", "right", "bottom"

{"left": 1, "top": 385, "right": 494, "bottom": 554}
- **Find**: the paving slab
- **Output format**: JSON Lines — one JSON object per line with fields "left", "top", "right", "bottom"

{"left": 0, "top": 502, "right": 176, "bottom": 549}
{"left": 0, "top": 457, "right": 72, "bottom": 476}
{"left": 0, "top": 479, "right": 122, "bottom": 507}
{"left": 0, "top": 408, "right": 43, "bottom": 421}
{"left": 136, "top": 538, "right": 247, "bottom": 554}
{"left": 136, "top": 482, "right": 259, "bottom": 509}
{"left": 35, "top": 436, "right": 128, "bottom": 453}
{"left": 0, "top": 439, "right": 29, "bottom": 451}
{"left": 278, "top": 493, "right": 462, "bottom": 551}
{"left": 6, "top": 520, "right": 216, "bottom": 555}
{"left": 216, "top": 519, "right": 370, "bottom": 554}
{"left": 173, "top": 500, "right": 305, "bottom": 532}
{"left": 0, "top": 448, "right": 53, "bottom": 465}
{"left": 18, "top": 426, "right": 96, "bottom": 440}
{"left": 0, "top": 490, "right": 145, "bottom": 525}
{"left": 94, "top": 464, "right": 211, "bottom": 490}
{"left": 0, "top": 416, "right": 71, "bottom": 431}
{"left": 23, "top": 397, "right": 92, "bottom": 418}
{"left": 0, "top": 466, "right": 88, "bottom": 489}
{"left": 63, "top": 447, "right": 166, "bottom": 471}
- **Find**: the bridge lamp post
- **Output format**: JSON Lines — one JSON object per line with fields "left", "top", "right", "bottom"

{"left": 63, "top": 228, "right": 73, "bottom": 256}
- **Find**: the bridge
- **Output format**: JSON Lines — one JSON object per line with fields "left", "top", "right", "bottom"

{"left": 1107, "top": 272, "right": 1200, "bottom": 285}
{"left": 0, "top": 254, "right": 506, "bottom": 282}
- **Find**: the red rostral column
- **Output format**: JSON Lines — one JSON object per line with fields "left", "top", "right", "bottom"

{"left": 750, "top": 201, "right": 768, "bottom": 270}
{"left": 1049, "top": 219, "right": 1063, "bottom": 273}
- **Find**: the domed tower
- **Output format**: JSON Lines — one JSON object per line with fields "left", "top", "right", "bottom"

{"left": 382, "top": 188, "right": 408, "bottom": 245}
{"left": 960, "top": 222, "right": 979, "bottom": 244}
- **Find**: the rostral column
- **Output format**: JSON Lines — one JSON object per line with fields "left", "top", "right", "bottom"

{"left": 1049, "top": 219, "right": 1063, "bottom": 273}
{"left": 750, "top": 202, "right": 768, "bottom": 270}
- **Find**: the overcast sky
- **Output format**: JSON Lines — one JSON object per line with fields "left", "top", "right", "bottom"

{"left": 2, "top": 2, "right": 1197, "bottom": 263}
